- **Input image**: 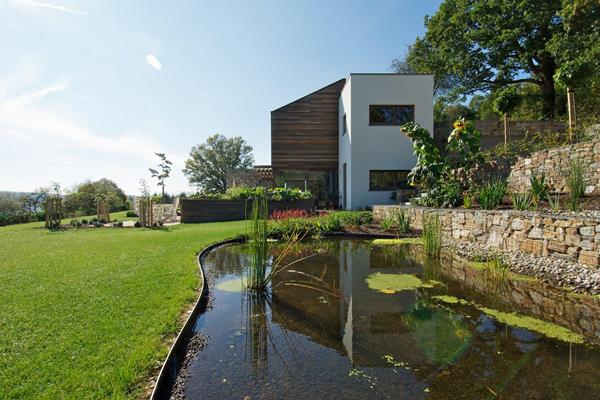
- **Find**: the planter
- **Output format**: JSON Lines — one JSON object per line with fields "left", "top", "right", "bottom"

{"left": 180, "top": 198, "right": 315, "bottom": 223}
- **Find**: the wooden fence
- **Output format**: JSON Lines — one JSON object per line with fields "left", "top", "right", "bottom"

{"left": 180, "top": 198, "right": 316, "bottom": 223}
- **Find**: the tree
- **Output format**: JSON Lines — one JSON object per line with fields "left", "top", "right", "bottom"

{"left": 404, "top": 0, "right": 600, "bottom": 119}
{"left": 149, "top": 152, "right": 172, "bottom": 203}
{"left": 492, "top": 86, "right": 522, "bottom": 144}
{"left": 183, "top": 134, "right": 254, "bottom": 194}
{"left": 19, "top": 187, "right": 49, "bottom": 214}
{"left": 64, "top": 179, "right": 128, "bottom": 215}
{"left": 549, "top": 0, "right": 600, "bottom": 135}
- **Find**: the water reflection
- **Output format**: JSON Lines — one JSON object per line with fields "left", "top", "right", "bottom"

{"left": 179, "top": 240, "right": 600, "bottom": 400}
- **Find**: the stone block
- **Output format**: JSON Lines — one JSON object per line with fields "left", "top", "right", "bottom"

{"left": 578, "top": 250, "right": 600, "bottom": 267}
{"left": 547, "top": 240, "right": 567, "bottom": 253}
{"left": 565, "top": 234, "right": 581, "bottom": 246}
{"left": 528, "top": 227, "right": 543, "bottom": 239}
{"left": 520, "top": 239, "right": 544, "bottom": 256}
{"left": 580, "top": 240, "right": 594, "bottom": 251}
{"left": 511, "top": 218, "right": 524, "bottom": 230}
{"left": 580, "top": 226, "right": 595, "bottom": 237}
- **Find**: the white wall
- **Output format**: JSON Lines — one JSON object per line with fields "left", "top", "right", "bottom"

{"left": 341, "top": 74, "right": 433, "bottom": 209}
{"left": 339, "top": 79, "right": 352, "bottom": 209}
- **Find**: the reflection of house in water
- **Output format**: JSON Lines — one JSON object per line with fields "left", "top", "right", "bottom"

{"left": 271, "top": 241, "right": 469, "bottom": 368}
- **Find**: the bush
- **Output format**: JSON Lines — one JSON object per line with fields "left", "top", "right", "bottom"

{"left": 511, "top": 192, "right": 534, "bottom": 211}
{"left": 381, "top": 216, "right": 394, "bottom": 231}
{"left": 565, "top": 160, "right": 585, "bottom": 211}
{"left": 69, "top": 219, "right": 79, "bottom": 227}
{"left": 270, "top": 209, "right": 312, "bottom": 219}
{"left": 81, "top": 218, "right": 88, "bottom": 224}
{"left": 463, "top": 192, "right": 474, "bottom": 209}
{"left": 126, "top": 211, "right": 138, "bottom": 218}
{"left": 93, "top": 222, "right": 101, "bottom": 228}
{"left": 134, "top": 221, "right": 142, "bottom": 228}
{"left": 478, "top": 178, "right": 507, "bottom": 210}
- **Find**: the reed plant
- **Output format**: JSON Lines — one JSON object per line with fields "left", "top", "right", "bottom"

{"left": 478, "top": 178, "right": 507, "bottom": 210}
{"left": 511, "top": 192, "right": 534, "bottom": 211}
{"left": 422, "top": 212, "right": 442, "bottom": 257}
{"left": 394, "top": 210, "right": 411, "bottom": 234}
{"left": 547, "top": 193, "right": 561, "bottom": 212}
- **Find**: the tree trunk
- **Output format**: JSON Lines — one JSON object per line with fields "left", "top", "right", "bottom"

{"left": 567, "top": 86, "right": 576, "bottom": 139}
{"left": 539, "top": 57, "right": 557, "bottom": 119}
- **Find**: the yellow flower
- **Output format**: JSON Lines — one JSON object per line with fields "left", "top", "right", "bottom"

{"left": 453, "top": 120, "right": 465, "bottom": 130}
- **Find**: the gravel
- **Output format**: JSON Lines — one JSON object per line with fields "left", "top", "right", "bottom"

{"left": 445, "top": 239, "right": 600, "bottom": 295}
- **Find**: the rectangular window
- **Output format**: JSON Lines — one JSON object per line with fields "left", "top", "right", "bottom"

{"left": 369, "top": 170, "right": 411, "bottom": 191}
{"left": 369, "top": 105, "right": 414, "bottom": 126}
{"left": 342, "top": 114, "right": 347, "bottom": 135}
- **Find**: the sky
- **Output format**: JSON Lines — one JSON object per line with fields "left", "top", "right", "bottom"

{"left": 1, "top": 0, "right": 442, "bottom": 195}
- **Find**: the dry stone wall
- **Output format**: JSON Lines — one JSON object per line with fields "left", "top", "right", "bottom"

{"left": 373, "top": 205, "right": 600, "bottom": 268}
{"left": 508, "top": 140, "right": 600, "bottom": 195}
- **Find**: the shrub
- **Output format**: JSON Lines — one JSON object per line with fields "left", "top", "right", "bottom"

{"left": 126, "top": 211, "right": 138, "bottom": 218}
{"left": 93, "top": 222, "right": 101, "bottom": 228}
{"left": 511, "top": 192, "right": 534, "bottom": 211}
{"left": 69, "top": 219, "right": 79, "bottom": 227}
{"left": 134, "top": 221, "right": 142, "bottom": 228}
{"left": 81, "top": 218, "right": 88, "bottom": 224}
{"left": 565, "top": 160, "right": 585, "bottom": 211}
{"left": 270, "top": 209, "right": 311, "bottom": 220}
{"left": 478, "top": 178, "right": 507, "bottom": 210}
{"left": 91, "top": 217, "right": 98, "bottom": 223}
{"left": 529, "top": 174, "right": 549, "bottom": 205}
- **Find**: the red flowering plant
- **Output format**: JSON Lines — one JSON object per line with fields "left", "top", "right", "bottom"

{"left": 270, "top": 209, "right": 313, "bottom": 220}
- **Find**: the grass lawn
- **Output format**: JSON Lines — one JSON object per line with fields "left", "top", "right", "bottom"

{"left": 0, "top": 219, "right": 246, "bottom": 399}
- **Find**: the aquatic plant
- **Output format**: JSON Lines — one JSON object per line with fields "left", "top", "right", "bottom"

{"left": 422, "top": 212, "right": 442, "bottom": 257}
{"left": 366, "top": 272, "right": 441, "bottom": 294}
{"left": 247, "top": 195, "right": 270, "bottom": 291}
{"left": 372, "top": 238, "right": 422, "bottom": 245}
{"left": 394, "top": 210, "right": 411, "bottom": 234}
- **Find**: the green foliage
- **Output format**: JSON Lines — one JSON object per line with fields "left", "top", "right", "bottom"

{"left": 478, "top": 178, "right": 507, "bottom": 210}
{"left": 462, "top": 192, "right": 474, "bottom": 209}
{"left": 400, "top": 122, "right": 447, "bottom": 188}
{"left": 547, "top": 193, "right": 561, "bottom": 213}
{"left": 381, "top": 216, "right": 393, "bottom": 231}
{"left": 482, "top": 130, "right": 568, "bottom": 166}
{"left": 267, "top": 211, "right": 371, "bottom": 239}
{"left": 268, "top": 187, "right": 312, "bottom": 201}
{"left": 446, "top": 118, "right": 482, "bottom": 169}
{"left": 64, "top": 178, "right": 128, "bottom": 216}
{"left": 394, "top": 210, "right": 411, "bottom": 234}
{"left": 183, "top": 134, "right": 254, "bottom": 194}
{"left": 195, "top": 186, "right": 312, "bottom": 202}
{"left": 126, "top": 211, "right": 138, "bottom": 218}
{"left": 247, "top": 194, "right": 270, "bottom": 291}
{"left": 492, "top": 86, "right": 521, "bottom": 116}
{"left": 511, "top": 192, "right": 534, "bottom": 211}
{"left": 565, "top": 160, "right": 585, "bottom": 211}
{"left": 529, "top": 174, "right": 549, "bottom": 205}
{"left": 422, "top": 213, "right": 442, "bottom": 257}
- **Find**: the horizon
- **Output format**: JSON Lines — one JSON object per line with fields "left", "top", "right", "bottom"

{"left": 1, "top": 0, "right": 441, "bottom": 194}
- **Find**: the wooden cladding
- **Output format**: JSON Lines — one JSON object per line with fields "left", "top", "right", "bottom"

{"left": 271, "top": 79, "right": 346, "bottom": 169}
{"left": 180, "top": 198, "right": 316, "bottom": 223}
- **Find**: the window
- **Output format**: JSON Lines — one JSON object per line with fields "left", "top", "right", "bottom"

{"left": 341, "top": 114, "right": 347, "bottom": 135}
{"left": 369, "top": 105, "right": 414, "bottom": 126}
{"left": 369, "top": 170, "right": 411, "bottom": 191}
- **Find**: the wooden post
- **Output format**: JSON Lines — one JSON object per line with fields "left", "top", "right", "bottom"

{"left": 567, "top": 87, "right": 576, "bottom": 140}
{"left": 503, "top": 113, "right": 510, "bottom": 145}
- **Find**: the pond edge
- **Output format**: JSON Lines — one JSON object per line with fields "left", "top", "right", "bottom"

{"left": 150, "top": 237, "right": 245, "bottom": 400}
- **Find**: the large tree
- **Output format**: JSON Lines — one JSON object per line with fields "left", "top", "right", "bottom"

{"left": 403, "top": 0, "right": 598, "bottom": 119}
{"left": 64, "top": 179, "right": 128, "bottom": 215}
{"left": 183, "top": 134, "right": 254, "bottom": 194}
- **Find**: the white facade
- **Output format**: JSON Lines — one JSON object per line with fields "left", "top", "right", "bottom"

{"left": 338, "top": 74, "right": 433, "bottom": 209}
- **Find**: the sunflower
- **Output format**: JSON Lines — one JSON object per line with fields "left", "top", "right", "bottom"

{"left": 453, "top": 120, "right": 465, "bottom": 130}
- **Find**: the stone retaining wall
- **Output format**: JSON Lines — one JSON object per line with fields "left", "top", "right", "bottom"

{"left": 508, "top": 140, "right": 600, "bottom": 195}
{"left": 373, "top": 205, "right": 600, "bottom": 268}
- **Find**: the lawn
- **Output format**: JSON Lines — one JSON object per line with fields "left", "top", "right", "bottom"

{"left": 0, "top": 219, "right": 246, "bottom": 399}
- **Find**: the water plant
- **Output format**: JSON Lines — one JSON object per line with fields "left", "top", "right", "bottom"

{"left": 565, "top": 159, "right": 585, "bottom": 211}
{"left": 422, "top": 212, "right": 442, "bottom": 257}
{"left": 380, "top": 215, "right": 394, "bottom": 231}
{"left": 511, "top": 192, "right": 534, "bottom": 211}
{"left": 394, "top": 210, "right": 411, "bottom": 234}
{"left": 477, "top": 178, "right": 507, "bottom": 210}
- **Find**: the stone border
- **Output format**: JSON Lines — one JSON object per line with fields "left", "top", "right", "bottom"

{"left": 373, "top": 205, "right": 600, "bottom": 268}
{"left": 149, "top": 238, "right": 245, "bottom": 400}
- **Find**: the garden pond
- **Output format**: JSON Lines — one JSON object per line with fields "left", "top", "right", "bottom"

{"left": 171, "top": 239, "right": 600, "bottom": 399}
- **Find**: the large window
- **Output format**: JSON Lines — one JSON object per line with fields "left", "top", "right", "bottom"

{"left": 369, "top": 170, "right": 411, "bottom": 191}
{"left": 369, "top": 105, "right": 414, "bottom": 126}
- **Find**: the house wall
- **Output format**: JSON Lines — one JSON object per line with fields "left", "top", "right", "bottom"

{"left": 339, "top": 79, "right": 352, "bottom": 209}
{"left": 341, "top": 74, "right": 434, "bottom": 209}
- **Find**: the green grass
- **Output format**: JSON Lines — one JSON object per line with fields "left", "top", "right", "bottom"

{"left": 0, "top": 219, "right": 246, "bottom": 399}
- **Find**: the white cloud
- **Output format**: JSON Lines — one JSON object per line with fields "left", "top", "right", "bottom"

{"left": 146, "top": 54, "right": 162, "bottom": 70}
{"left": 10, "top": 0, "right": 88, "bottom": 15}
{"left": 0, "top": 59, "right": 190, "bottom": 194}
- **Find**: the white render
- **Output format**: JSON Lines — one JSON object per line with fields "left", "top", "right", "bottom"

{"left": 338, "top": 74, "right": 433, "bottom": 209}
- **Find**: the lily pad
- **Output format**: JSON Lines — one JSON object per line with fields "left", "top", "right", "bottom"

{"left": 366, "top": 273, "right": 441, "bottom": 293}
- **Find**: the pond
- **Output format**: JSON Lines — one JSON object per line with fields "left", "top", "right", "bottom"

{"left": 172, "top": 239, "right": 600, "bottom": 399}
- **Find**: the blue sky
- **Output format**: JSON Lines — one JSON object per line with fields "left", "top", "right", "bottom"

{"left": 1, "top": 0, "right": 441, "bottom": 194}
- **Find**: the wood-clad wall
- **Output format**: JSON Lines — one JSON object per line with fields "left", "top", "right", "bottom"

{"left": 180, "top": 199, "right": 316, "bottom": 223}
{"left": 271, "top": 79, "right": 346, "bottom": 170}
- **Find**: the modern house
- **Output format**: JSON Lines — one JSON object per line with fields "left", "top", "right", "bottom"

{"left": 271, "top": 73, "right": 433, "bottom": 209}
